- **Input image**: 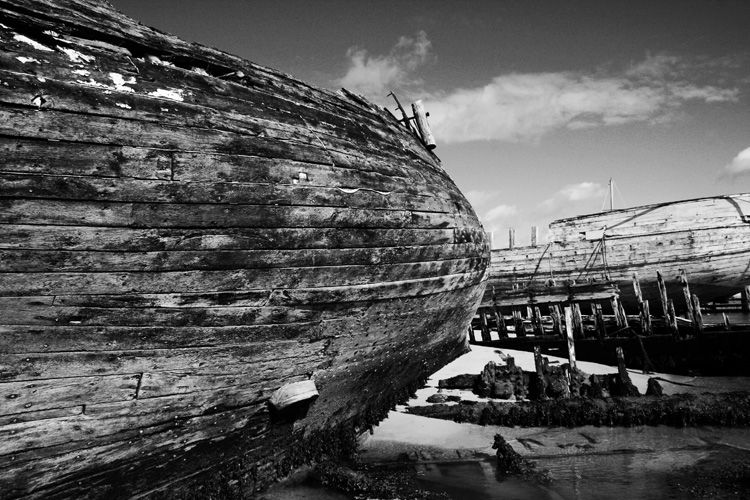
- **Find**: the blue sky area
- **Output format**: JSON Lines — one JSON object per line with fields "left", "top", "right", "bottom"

{"left": 111, "top": 0, "right": 750, "bottom": 247}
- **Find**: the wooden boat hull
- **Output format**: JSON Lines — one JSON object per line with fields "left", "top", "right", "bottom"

{"left": 484, "top": 194, "right": 750, "bottom": 309}
{"left": 0, "top": 1, "right": 489, "bottom": 497}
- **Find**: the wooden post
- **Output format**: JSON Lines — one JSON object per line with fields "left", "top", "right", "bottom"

{"left": 723, "top": 312, "right": 731, "bottom": 330}
{"left": 618, "top": 300, "right": 629, "bottom": 328}
{"left": 411, "top": 100, "right": 436, "bottom": 149}
{"left": 611, "top": 297, "right": 624, "bottom": 328}
{"left": 742, "top": 285, "right": 750, "bottom": 313}
{"left": 512, "top": 308, "right": 525, "bottom": 337}
{"left": 550, "top": 304, "right": 564, "bottom": 337}
{"left": 572, "top": 303, "right": 584, "bottom": 339}
{"left": 679, "top": 270, "right": 694, "bottom": 321}
{"left": 593, "top": 302, "right": 607, "bottom": 339}
{"left": 533, "top": 346, "right": 548, "bottom": 400}
{"left": 564, "top": 306, "right": 577, "bottom": 370}
{"left": 691, "top": 293, "right": 704, "bottom": 334}
{"left": 656, "top": 270, "right": 669, "bottom": 318}
{"left": 492, "top": 286, "right": 508, "bottom": 338}
{"left": 632, "top": 273, "right": 643, "bottom": 303}
{"left": 508, "top": 228, "right": 515, "bottom": 250}
{"left": 667, "top": 299, "right": 680, "bottom": 338}
{"left": 532, "top": 306, "right": 545, "bottom": 336}
{"left": 530, "top": 226, "right": 538, "bottom": 247}
{"left": 480, "top": 310, "right": 492, "bottom": 342}
{"left": 639, "top": 300, "right": 652, "bottom": 335}
{"left": 468, "top": 325, "right": 475, "bottom": 343}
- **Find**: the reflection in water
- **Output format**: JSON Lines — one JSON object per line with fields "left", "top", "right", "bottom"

{"left": 415, "top": 448, "right": 724, "bottom": 500}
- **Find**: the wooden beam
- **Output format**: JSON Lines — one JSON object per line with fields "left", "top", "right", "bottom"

{"left": 480, "top": 310, "right": 492, "bottom": 342}
{"left": 639, "top": 300, "right": 652, "bottom": 335}
{"left": 667, "top": 299, "right": 680, "bottom": 338}
{"left": 550, "top": 304, "right": 564, "bottom": 337}
{"left": 656, "top": 270, "right": 669, "bottom": 318}
{"left": 691, "top": 293, "right": 704, "bottom": 334}
{"left": 679, "top": 269, "right": 695, "bottom": 322}
{"left": 632, "top": 273, "right": 643, "bottom": 303}
{"left": 564, "top": 306, "right": 577, "bottom": 370}
{"left": 572, "top": 303, "right": 584, "bottom": 339}
{"left": 532, "top": 306, "right": 544, "bottom": 336}
{"left": 593, "top": 302, "right": 606, "bottom": 340}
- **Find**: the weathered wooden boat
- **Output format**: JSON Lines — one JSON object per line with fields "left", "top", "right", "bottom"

{"left": 484, "top": 193, "right": 750, "bottom": 309}
{"left": 0, "top": 1, "right": 489, "bottom": 497}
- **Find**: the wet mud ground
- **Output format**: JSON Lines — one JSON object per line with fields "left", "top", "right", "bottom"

{"left": 261, "top": 346, "right": 750, "bottom": 499}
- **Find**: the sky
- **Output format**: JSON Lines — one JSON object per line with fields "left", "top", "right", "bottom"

{"left": 111, "top": 0, "right": 750, "bottom": 247}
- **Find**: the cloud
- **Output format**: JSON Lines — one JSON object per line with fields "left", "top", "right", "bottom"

{"left": 722, "top": 147, "right": 750, "bottom": 178}
{"left": 336, "top": 31, "right": 432, "bottom": 99}
{"left": 424, "top": 54, "right": 740, "bottom": 143}
{"left": 485, "top": 203, "right": 518, "bottom": 224}
{"left": 540, "top": 182, "right": 606, "bottom": 211}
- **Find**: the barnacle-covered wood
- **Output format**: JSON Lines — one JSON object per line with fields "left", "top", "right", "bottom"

{"left": 0, "top": 1, "right": 489, "bottom": 498}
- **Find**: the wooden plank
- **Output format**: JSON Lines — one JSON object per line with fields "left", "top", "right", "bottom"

{"left": 0, "top": 172, "right": 463, "bottom": 214}
{"left": 0, "top": 340, "right": 329, "bottom": 382}
{"left": 0, "top": 256, "right": 485, "bottom": 296}
{"left": 0, "top": 243, "right": 485, "bottom": 273}
{"left": 0, "top": 224, "right": 465, "bottom": 251}
{"left": 564, "top": 306, "right": 577, "bottom": 370}
{"left": 0, "top": 198, "right": 473, "bottom": 229}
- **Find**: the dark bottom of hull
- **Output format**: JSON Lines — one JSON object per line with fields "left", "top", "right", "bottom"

{"left": 472, "top": 331, "right": 750, "bottom": 376}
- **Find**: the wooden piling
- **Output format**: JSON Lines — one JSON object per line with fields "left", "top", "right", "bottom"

{"left": 512, "top": 308, "right": 526, "bottom": 337}
{"left": 679, "top": 269, "right": 694, "bottom": 321}
{"left": 491, "top": 286, "right": 508, "bottom": 338}
{"left": 532, "top": 306, "right": 545, "bottom": 336}
{"left": 615, "top": 346, "right": 628, "bottom": 381}
{"left": 564, "top": 306, "right": 577, "bottom": 370}
{"left": 533, "top": 346, "right": 548, "bottom": 399}
{"left": 632, "top": 273, "right": 643, "bottom": 303}
{"left": 691, "top": 293, "right": 704, "bottom": 334}
{"left": 723, "top": 312, "right": 731, "bottom": 330}
{"left": 550, "top": 304, "right": 564, "bottom": 337}
{"left": 611, "top": 296, "right": 628, "bottom": 328}
{"left": 639, "top": 300, "right": 652, "bottom": 335}
{"left": 480, "top": 310, "right": 492, "bottom": 342}
{"left": 667, "top": 299, "right": 680, "bottom": 338}
{"left": 572, "top": 303, "right": 584, "bottom": 339}
{"left": 656, "top": 270, "right": 669, "bottom": 317}
{"left": 468, "top": 325, "right": 475, "bottom": 343}
{"left": 742, "top": 285, "right": 750, "bottom": 313}
{"left": 593, "top": 302, "right": 606, "bottom": 339}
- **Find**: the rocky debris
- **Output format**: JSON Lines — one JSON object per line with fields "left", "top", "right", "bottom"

{"left": 407, "top": 391, "right": 750, "bottom": 428}
{"left": 493, "top": 435, "right": 550, "bottom": 482}
{"left": 475, "top": 358, "right": 528, "bottom": 399}
{"left": 426, "top": 393, "right": 447, "bottom": 404}
{"left": 646, "top": 378, "right": 664, "bottom": 396}
{"left": 445, "top": 395, "right": 462, "bottom": 402}
{"left": 437, "top": 373, "right": 476, "bottom": 390}
{"left": 312, "top": 460, "right": 447, "bottom": 500}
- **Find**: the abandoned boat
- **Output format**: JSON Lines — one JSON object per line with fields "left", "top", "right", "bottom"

{"left": 0, "top": 1, "right": 489, "bottom": 497}
{"left": 484, "top": 193, "right": 750, "bottom": 308}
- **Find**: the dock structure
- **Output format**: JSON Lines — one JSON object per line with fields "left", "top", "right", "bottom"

{"left": 469, "top": 270, "right": 750, "bottom": 376}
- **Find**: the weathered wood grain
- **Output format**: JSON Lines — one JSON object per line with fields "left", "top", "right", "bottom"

{"left": 0, "top": 1, "right": 489, "bottom": 497}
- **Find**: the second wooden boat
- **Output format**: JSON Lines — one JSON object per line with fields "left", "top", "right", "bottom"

{"left": 484, "top": 193, "right": 750, "bottom": 308}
